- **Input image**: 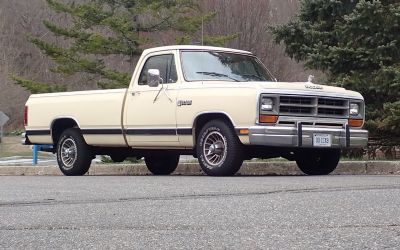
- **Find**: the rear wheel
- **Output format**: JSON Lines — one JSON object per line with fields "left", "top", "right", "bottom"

{"left": 57, "top": 128, "right": 93, "bottom": 176}
{"left": 295, "top": 149, "right": 341, "bottom": 175}
{"left": 145, "top": 154, "right": 180, "bottom": 175}
{"left": 197, "top": 120, "right": 243, "bottom": 176}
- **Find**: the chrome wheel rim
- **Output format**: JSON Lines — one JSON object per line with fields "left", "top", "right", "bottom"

{"left": 60, "top": 138, "right": 77, "bottom": 169}
{"left": 203, "top": 131, "right": 227, "bottom": 167}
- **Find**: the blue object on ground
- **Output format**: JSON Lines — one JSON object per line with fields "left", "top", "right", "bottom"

{"left": 33, "top": 145, "right": 53, "bottom": 165}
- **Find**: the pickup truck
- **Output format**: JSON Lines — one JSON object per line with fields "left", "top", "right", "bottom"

{"left": 23, "top": 45, "right": 368, "bottom": 176}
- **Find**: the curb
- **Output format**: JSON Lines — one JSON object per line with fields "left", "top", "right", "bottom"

{"left": 0, "top": 161, "right": 399, "bottom": 176}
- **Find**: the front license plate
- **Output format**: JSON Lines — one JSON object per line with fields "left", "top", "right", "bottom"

{"left": 313, "top": 134, "right": 332, "bottom": 147}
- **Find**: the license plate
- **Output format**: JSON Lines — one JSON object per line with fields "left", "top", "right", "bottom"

{"left": 313, "top": 134, "right": 332, "bottom": 147}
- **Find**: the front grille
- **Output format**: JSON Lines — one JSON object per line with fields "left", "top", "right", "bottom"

{"left": 280, "top": 96, "right": 313, "bottom": 105}
{"left": 318, "top": 107, "right": 347, "bottom": 116}
{"left": 280, "top": 106, "right": 313, "bottom": 114}
{"left": 318, "top": 98, "right": 346, "bottom": 106}
{"left": 278, "top": 95, "right": 349, "bottom": 118}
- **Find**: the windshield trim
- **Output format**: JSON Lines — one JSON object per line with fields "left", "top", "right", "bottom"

{"left": 179, "top": 49, "right": 275, "bottom": 83}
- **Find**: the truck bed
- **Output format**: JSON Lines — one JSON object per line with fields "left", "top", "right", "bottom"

{"left": 25, "top": 89, "right": 128, "bottom": 146}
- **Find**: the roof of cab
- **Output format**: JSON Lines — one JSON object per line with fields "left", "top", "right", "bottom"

{"left": 142, "top": 45, "right": 252, "bottom": 55}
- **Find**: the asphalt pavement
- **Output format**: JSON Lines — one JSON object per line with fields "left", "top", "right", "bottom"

{"left": 1, "top": 175, "right": 400, "bottom": 249}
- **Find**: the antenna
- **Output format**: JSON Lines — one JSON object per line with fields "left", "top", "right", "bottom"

{"left": 201, "top": 15, "right": 204, "bottom": 46}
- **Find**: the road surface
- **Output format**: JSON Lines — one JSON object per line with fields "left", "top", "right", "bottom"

{"left": 0, "top": 175, "right": 399, "bottom": 249}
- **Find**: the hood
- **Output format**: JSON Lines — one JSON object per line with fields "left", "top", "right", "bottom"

{"left": 198, "top": 80, "right": 363, "bottom": 99}
{"left": 256, "top": 81, "right": 363, "bottom": 99}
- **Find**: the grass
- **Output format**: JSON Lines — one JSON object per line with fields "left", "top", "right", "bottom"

{"left": 0, "top": 136, "right": 31, "bottom": 157}
{"left": 0, "top": 136, "right": 51, "bottom": 158}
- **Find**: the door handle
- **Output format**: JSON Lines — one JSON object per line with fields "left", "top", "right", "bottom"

{"left": 131, "top": 91, "right": 141, "bottom": 96}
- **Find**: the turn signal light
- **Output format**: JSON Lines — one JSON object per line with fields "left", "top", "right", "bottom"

{"left": 259, "top": 115, "right": 278, "bottom": 124}
{"left": 348, "top": 118, "right": 364, "bottom": 127}
{"left": 239, "top": 129, "right": 249, "bottom": 135}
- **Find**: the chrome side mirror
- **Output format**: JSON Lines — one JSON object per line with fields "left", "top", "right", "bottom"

{"left": 147, "top": 69, "right": 161, "bottom": 87}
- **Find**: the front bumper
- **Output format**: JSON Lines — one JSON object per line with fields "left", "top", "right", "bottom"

{"left": 249, "top": 124, "right": 368, "bottom": 148}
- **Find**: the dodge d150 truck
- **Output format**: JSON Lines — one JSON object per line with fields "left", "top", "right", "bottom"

{"left": 23, "top": 45, "right": 368, "bottom": 176}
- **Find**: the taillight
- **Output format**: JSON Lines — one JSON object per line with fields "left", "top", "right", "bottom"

{"left": 24, "top": 106, "right": 28, "bottom": 126}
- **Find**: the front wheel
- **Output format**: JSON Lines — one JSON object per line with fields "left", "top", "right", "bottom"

{"left": 295, "top": 149, "right": 341, "bottom": 175}
{"left": 57, "top": 128, "right": 93, "bottom": 176}
{"left": 145, "top": 154, "right": 180, "bottom": 175}
{"left": 197, "top": 120, "right": 243, "bottom": 176}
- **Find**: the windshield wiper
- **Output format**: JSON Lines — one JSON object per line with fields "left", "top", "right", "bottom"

{"left": 196, "top": 71, "right": 240, "bottom": 82}
{"left": 242, "top": 74, "right": 264, "bottom": 81}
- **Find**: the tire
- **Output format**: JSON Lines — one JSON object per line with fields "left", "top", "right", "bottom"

{"left": 56, "top": 128, "right": 93, "bottom": 176}
{"left": 145, "top": 154, "right": 179, "bottom": 175}
{"left": 197, "top": 119, "right": 243, "bottom": 176}
{"left": 295, "top": 149, "right": 341, "bottom": 175}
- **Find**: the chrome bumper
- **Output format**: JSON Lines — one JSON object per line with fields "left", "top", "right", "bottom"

{"left": 249, "top": 124, "right": 368, "bottom": 148}
{"left": 21, "top": 132, "right": 31, "bottom": 145}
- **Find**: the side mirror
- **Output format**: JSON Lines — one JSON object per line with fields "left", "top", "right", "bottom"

{"left": 147, "top": 69, "right": 161, "bottom": 87}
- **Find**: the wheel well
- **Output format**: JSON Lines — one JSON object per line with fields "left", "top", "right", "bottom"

{"left": 193, "top": 113, "right": 235, "bottom": 144}
{"left": 51, "top": 118, "right": 79, "bottom": 145}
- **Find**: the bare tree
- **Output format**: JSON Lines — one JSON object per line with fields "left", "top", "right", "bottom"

{"left": 201, "top": 0, "right": 322, "bottom": 81}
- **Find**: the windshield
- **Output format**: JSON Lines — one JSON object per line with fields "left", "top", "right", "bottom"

{"left": 181, "top": 51, "right": 275, "bottom": 82}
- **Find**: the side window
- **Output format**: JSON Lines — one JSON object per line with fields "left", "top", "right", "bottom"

{"left": 138, "top": 54, "right": 178, "bottom": 85}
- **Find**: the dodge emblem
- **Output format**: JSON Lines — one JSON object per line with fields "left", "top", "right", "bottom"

{"left": 305, "top": 84, "right": 323, "bottom": 90}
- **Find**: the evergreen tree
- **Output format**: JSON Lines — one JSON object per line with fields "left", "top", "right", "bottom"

{"left": 14, "top": 0, "right": 236, "bottom": 90}
{"left": 272, "top": 0, "right": 400, "bottom": 143}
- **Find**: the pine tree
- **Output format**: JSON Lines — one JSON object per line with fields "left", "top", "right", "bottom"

{"left": 272, "top": 0, "right": 400, "bottom": 143}
{"left": 14, "top": 0, "right": 236, "bottom": 90}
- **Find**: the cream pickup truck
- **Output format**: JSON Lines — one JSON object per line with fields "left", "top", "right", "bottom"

{"left": 23, "top": 45, "right": 368, "bottom": 176}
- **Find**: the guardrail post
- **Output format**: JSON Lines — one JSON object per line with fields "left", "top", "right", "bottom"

{"left": 33, "top": 145, "right": 39, "bottom": 165}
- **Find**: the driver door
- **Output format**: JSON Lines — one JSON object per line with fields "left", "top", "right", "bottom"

{"left": 124, "top": 51, "right": 179, "bottom": 147}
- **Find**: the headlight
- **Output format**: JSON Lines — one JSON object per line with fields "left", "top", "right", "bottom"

{"left": 261, "top": 98, "right": 274, "bottom": 111}
{"left": 350, "top": 103, "right": 359, "bottom": 116}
